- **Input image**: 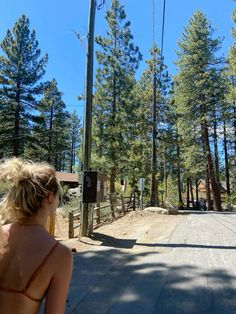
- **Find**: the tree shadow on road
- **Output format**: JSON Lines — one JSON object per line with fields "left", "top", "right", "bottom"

{"left": 81, "top": 231, "right": 236, "bottom": 251}
{"left": 90, "top": 232, "right": 137, "bottom": 249}
{"left": 67, "top": 245, "right": 236, "bottom": 314}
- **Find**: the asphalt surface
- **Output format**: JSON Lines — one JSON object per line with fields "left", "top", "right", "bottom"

{"left": 66, "top": 211, "right": 236, "bottom": 314}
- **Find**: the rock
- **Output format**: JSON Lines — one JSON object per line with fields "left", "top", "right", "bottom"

{"left": 168, "top": 207, "right": 178, "bottom": 215}
{"left": 144, "top": 203, "right": 178, "bottom": 215}
{"left": 164, "top": 201, "right": 178, "bottom": 215}
{"left": 144, "top": 207, "right": 169, "bottom": 215}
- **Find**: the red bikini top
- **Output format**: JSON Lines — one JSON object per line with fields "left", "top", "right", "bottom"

{"left": 0, "top": 242, "right": 59, "bottom": 302}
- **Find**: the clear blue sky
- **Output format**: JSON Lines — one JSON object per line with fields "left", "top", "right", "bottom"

{"left": 0, "top": 0, "right": 235, "bottom": 119}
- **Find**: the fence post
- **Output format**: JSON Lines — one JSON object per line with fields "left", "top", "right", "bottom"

{"left": 121, "top": 195, "right": 126, "bottom": 215}
{"left": 133, "top": 192, "right": 136, "bottom": 211}
{"left": 96, "top": 203, "right": 100, "bottom": 224}
{"left": 109, "top": 193, "right": 115, "bottom": 218}
{"left": 69, "top": 211, "right": 74, "bottom": 239}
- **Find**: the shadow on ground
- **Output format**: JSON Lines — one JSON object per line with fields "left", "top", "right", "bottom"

{"left": 66, "top": 242, "right": 236, "bottom": 314}
{"left": 90, "top": 232, "right": 137, "bottom": 249}
{"left": 179, "top": 210, "right": 236, "bottom": 215}
{"left": 82, "top": 231, "right": 236, "bottom": 251}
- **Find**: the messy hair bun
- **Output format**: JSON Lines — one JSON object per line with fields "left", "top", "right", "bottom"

{"left": 0, "top": 157, "right": 61, "bottom": 222}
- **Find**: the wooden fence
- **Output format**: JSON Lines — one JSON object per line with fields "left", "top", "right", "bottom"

{"left": 68, "top": 210, "right": 81, "bottom": 238}
{"left": 68, "top": 193, "right": 138, "bottom": 239}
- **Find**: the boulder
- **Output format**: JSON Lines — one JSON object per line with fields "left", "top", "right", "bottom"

{"left": 144, "top": 207, "right": 169, "bottom": 215}
{"left": 164, "top": 201, "right": 178, "bottom": 215}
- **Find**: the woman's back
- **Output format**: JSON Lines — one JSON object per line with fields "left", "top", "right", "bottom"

{"left": 0, "top": 223, "right": 72, "bottom": 314}
{"left": 0, "top": 157, "right": 72, "bottom": 313}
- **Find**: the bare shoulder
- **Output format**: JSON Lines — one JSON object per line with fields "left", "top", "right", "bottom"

{"left": 56, "top": 242, "right": 72, "bottom": 256}
{"left": 44, "top": 244, "right": 72, "bottom": 313}
{"left": 53, "top": 243, "right": 72, "bottom": 265}
{"left": 50, "top": 242, "right": 73, "bottom": 284}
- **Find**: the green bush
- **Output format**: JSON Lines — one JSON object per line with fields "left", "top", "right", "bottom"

{"left": 224, "top": 193, "right": 236, "bottom": 210}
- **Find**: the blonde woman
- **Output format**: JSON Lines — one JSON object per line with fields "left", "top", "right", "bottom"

{"left": 0, "top": 158, "right": 72, "bottom": 314}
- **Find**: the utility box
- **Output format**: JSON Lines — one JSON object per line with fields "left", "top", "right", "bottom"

{"left": 82, "top": 171, "right": 106, "bottom": 203}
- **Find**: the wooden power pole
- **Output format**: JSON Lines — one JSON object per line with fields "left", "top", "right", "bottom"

{"left": 150, "top": 0, "right": 159, "bottom": 206}
{"left": 81, "top": 0, "right": 96, "bottom": 236}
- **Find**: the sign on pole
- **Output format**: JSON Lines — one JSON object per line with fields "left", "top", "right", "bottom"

{"left": 139, "top": 178, "right": 145, "bottom": 191}
{"left": 139, "top": 178, "right": 145, "bottom": 210}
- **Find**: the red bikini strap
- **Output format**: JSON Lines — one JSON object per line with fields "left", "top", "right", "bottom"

{"left": 24, "top": 242, "right": 59, "bottom": 292}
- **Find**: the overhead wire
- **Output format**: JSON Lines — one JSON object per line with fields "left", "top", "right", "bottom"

{"left": 158, "top": 0, "right": 167, "bottom": 87}
{"left": 160, "top": 0, "right": 166, "bottom": 60}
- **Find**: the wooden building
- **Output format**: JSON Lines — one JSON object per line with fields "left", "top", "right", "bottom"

{"left": 197, "top": 179, "right": 227, "bottom": 201}
{"left": 56, "top": 172, "right": 80, "bottom": 188}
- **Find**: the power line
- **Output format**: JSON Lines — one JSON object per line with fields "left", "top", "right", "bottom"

{"left": 159, "top": 0, "right": 167, "bottom": 84}
{"left": 160, "top": 0, "right": 166, "bottom": 59}
{"left": 152, "top": 0, "right": 166, "bottom": 60}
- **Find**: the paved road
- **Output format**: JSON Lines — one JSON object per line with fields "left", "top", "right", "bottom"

{"left": 66, "top": 211, "right": 236, "bottom": 314}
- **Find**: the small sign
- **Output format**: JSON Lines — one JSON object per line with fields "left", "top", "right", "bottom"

{"left": 139, "top": 178, "right": 145, "bottom": 191}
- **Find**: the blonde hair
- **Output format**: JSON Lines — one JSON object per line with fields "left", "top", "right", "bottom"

{"left": 0, "top": 157, "right": 61, "bottom": 222}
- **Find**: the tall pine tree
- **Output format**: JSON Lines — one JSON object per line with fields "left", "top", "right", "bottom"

{"left": 175, "top": 11, "right": 222, "bottom": 211}
{"left": 93, "top": 0, "right": 142, "bottom": 192}
{"left": 0, "top": 15, "right": 48, "bottom": 157}
{"left": 33, "top": 79, "right": 70, "bottom": 170}
{"left": 226, "top": 8, "right": 236, "bottom": 198}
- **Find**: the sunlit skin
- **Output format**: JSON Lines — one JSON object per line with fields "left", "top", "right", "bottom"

{"left": 0, "top": 159, "right": 73, "bottom": 314}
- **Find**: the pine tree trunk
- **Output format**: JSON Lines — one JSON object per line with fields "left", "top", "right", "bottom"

{"left": 213, "top": 113, "right": 220, "bottom": 183}
{"left": 14, "top": 88, "right": 21, "bottom": 156}
{"left": 186, "top": 178, "right": 190, "bottom": 208}
{"left": 164, "top": 143, "right": 168, "bottom": 201}
{"left": 195, "top": 179, "right": 199, "bottom": 209}
{"left": 190, "top": 178, "right": 195, "bottom": 208}
{"left": 70, "top": 124, "right": 76, "bottom": 173}
{"left": 110, "top": 72, "right": 117, "bottom": 195}
{"left": 14, "top": 106, "right": 20, "bottom": 156}
{"left": 177, "top": 140, "right": 183, "bottom": 209}
{"left": 200, "top": 99, "right": 221, "bottom": 211}
{"left": 48, "top": 106, "right": 53, "bottom": 164}
{"left": 70, "top": 139, "right": 74, "bottom": 173}
{"left": 98, "top": 121, "right": 103, "bottom": 158}
{"left": 205, "top": 165, "right": 212, "bottom": 211}
{"left": 110, "top": 167, "right": 116, "bottom": 194}
{"left": 202, "top": 127, "right": 221, "bottom": 211}
{"left": 223, "top": 121, "right": 230, "bottom": 195}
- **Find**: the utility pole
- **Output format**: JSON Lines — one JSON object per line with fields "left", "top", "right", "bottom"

{"left": 150, "top": 0, "right": 166, "bottom": 206}
{"left": 150, "top": 66, "right": 158, "bottom": 206}
{"left": 81, "top": 0, "right": 96, "bottom": 236}
{"left": 150, "top": 0, "right": 159, "bottom": 206}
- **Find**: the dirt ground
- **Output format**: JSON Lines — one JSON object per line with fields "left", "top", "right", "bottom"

{"left": 54, "top": 210, "right": 184, "bottom": 253}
